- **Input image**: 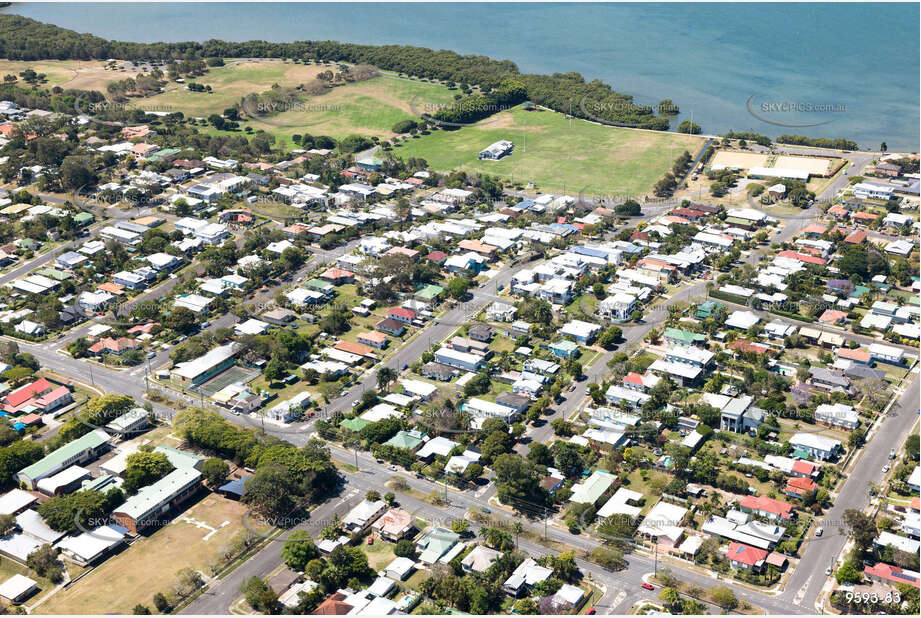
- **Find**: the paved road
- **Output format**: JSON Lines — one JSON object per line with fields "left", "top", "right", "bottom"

{"left": 782, "top": 372, "right": 920, "bottom": 608}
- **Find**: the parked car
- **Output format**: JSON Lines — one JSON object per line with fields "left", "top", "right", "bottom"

{"left": 641, "top": 583, "right": 655, "bottom": 591}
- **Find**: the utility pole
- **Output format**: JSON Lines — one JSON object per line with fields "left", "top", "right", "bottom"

{"left": 654, "top": 542, "right": 659, "bottom": 576}
{"left": 88, "top": 363, "right": 95, "bottom": 386}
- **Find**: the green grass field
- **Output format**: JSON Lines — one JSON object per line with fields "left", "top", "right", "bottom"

{"left": 151, "top": 61, "right": 457, "bottom": 146}
{"left": 391, "top": 106, "right": 706, "bottom": 196}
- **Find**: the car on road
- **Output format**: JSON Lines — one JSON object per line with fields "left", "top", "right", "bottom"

{"left": 586, "top": 608, "right": 596, "bottom": 615}
{"left": 352, "top": 400, "right": 359, "bottom": 407}
{"left": 480, "top": 507, "right": 491, "bottom": 514}
{"left": 387, "top": 465, "right": 397, "bottom": 471}
{"left": 882, "top": 464, "right": 890, "bottom": 473}
{"left": 815, "top": 527, "right": 824, "bottom": 537}
{"left": 641, "top": 583, "right": 655, "bottom": 591}
{"left": 147, "top": 351, "right": 156, "bottom": 359}
{"left": 825, "top": 567, "right": 832, "bottom": 576}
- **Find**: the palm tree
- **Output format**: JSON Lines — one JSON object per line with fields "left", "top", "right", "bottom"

{"left": 376, "top": 367, "right": 397, "bottom": 392}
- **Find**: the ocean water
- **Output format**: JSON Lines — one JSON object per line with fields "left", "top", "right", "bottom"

{"left": 3, "top": 2, "right": 918, "bottom": 150}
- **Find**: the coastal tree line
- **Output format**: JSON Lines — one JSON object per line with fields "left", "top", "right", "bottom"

{"left": 0, "top": 14, "right": 675, "bottom": 129}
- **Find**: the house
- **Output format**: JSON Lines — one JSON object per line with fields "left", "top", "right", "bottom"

{"left": 461, "top": 545, "right": 500, "bottom": 574}
{"left": 739, "top": 495, "right": 794, "bottom": 521}
{"left": 342, "top": 499, "right": 387, "bottom": 534}
{"left": 837, "top": 347, "right": 871, "bottom": 365}
{"left": 384, "top": 556, "right": 416, "bottom": 582}
{"left": 789, "top": 432, "right": 842, "bottom": 461}
{"left": 808, "top": 367, "right": 851, "bottom": 393}
{"left": 485, "top": 301, "right": 516, "bottom": 322}
{"left": 416, "top": 528, "right": 462, "bottom": 564}
{"left": 549, "top": 339, "right": 579, "bottom": 359}
{"left": 869, "top": 343, "right": 905, "bottom": 365}
{"left": 503, "top": 558, "right": 553, "bottom": 596}
{"left": 727, "top": 542, "right": 768, "bottom": 571}
{"left": 784, "top": 476, "right": 818, "bottom": 499}
{"left": 371, "top": 508, "right": 414, "bottom": 541}
{"left": 375, "top": 318, "right": 406, "bottom": 336}
{"left": 420, "top": 362, "right": 456, "bottom": 381}
{"left": 387, "top": 307, "right": 416, "bottom": 324}
{"left": 467, "top": 323, "right": 493, "bottom": 342}
{"left": 569, "top": 470, "right": 616, "bottom": 506}
{"left": 814, "top": 403, "right": 859, "bottom": 430}
{"left": 356, "top": 331, "right": 388, "bottom": 349}
{"left": 434, "top": 347, "right": 484, "bottom": 372}
{"left": 88, "top": 336, "right": 140, "bottom": 356}
{"left": 598, "top": 293, "right": 637, "bottom": 321}
{"left": 637, "top": 501, "right": 688, "bottom": 547}
{"left": 863, "top": 563, "right": 920, "bottom": 589}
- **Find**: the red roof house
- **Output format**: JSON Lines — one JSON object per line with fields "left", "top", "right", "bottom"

{"left": 785, "top": 476, "right": 818, "bottom": 498}
{"left": 739, "top": 495, "right": 794, "bottom": 520}
{"left": 3, "top": 378, "right": 53, "bottom": 410}
{"left": 727, "top": 542, "right": 768, "bottom": 570}
{"left": 818, "top": 309, "right": 848, "bottom": 325}
{"left": 864, "top": 563, "right": 920, "bottom": 589}
{"left": 387, "top": 307, "right": 417, "bottom": 324}
{"left": 777, "top": 250, "right": 827, "bottom": 266}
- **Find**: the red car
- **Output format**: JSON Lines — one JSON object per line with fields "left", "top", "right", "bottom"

{"left": 641, "top": 583, "right": 655, "bottom": 591}
{"left": 585, "top": 609, "right": 595, "bottom": 615}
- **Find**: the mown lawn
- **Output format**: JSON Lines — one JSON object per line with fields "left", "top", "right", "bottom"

{"left": 392, "top": 105, "right": 706, "bottom": 196}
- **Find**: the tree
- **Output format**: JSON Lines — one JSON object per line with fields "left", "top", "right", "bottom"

{"left": 614, "top": 199, "right": 642, "bottom": 217}
{"left": 132, "top": 605, "right": 151, "bottom": 615}
{"left": 122, "top": 451, "right": 174, "bottom": 494}
{"left": 394, "top": 539, "right": 416, "bottom": 558}
{"left": 263, "top": 357, "right": 287, "bottom": 383}
{"left": 677, "top": 120, "right": 702, "bottom": 134}
{"left": 446, "top": 276, "right": 470, "bottom": 299}
{"left": 153, "top": 592, "right": 171, "bottom": 613}
{"left": 242, "top": 576, "right": 278, "bottom": 613}
{"left": 658, "top": 587, "right": 682, "bottom": 611}
{"left": 835, "top": 562, "right": 861, "bottom": 585}
{"left": 27, "top": 544, "right": 63, "bottom": 583}
{"left": 163, "top": 306, "right": 196, "bottom": 333}
{"left": 597, "top": 326, "right": 622, "bottom": 348}
{"left": 710, "top": 585, "right": 738, "bottom": 609}
{"left": 843, "top": 509, "right": 878, "bottom": 552}
{"left": 201, "top": 457, "right": 230, "bottom": 486}
{"left": 281, "top": 531, "right": 319, "bottom": 571}
{"left": 376, "top": 367, "right": 397, "bottom": 392}
{"left": 0, "top": 513, "right": 15, "bottom": 536}
{"left": 243, "top": 464, "right": 297, "bottom": 519}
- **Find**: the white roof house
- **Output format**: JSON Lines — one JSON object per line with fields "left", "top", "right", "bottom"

{"left": 416, "top": 436, "right": 457, "bottom": 460}
{"left": 597, "top": 487, "right": 643, "bottom": 518}
{"left": 725, "top": 310, "right": 761, "bottom": 330}
{"left": 342, "top": 499, "right": 387, "bottom": 533}
{"left": 638, "top": 501, "right": 688, "bottom": 540}
{"left": 560, "top": 319, "right": 601, "bottom": 343}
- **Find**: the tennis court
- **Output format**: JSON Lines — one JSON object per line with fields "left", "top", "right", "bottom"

{"left": 196, "top": 365, "right": 260, "bottom": 397}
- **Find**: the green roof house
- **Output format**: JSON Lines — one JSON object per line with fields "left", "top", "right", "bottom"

{"left": 383, "top": 430, "right": 427, "bottom": 451}
{"left": 663, "top": 327, "right": 706, "bottom": 346}
{"left": 568, "top": 470, "right": 616, "bottom": 506}
{"left": 549, "top": 339, "right": 579, "bottom": 359}
{"left": 414, "top": 285, "right": 444, "bottom": 303}
{"left": 416, "top": 527, "right": 461, "bottom": 564}
{"left": 340, "top": 417, "right": 371, "bottom": 433}
{"left": 72, "top": 212, "right": 94, "bottom": 227}
{"left": 695, "top": 300, "right": 725, "bottom": 319}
